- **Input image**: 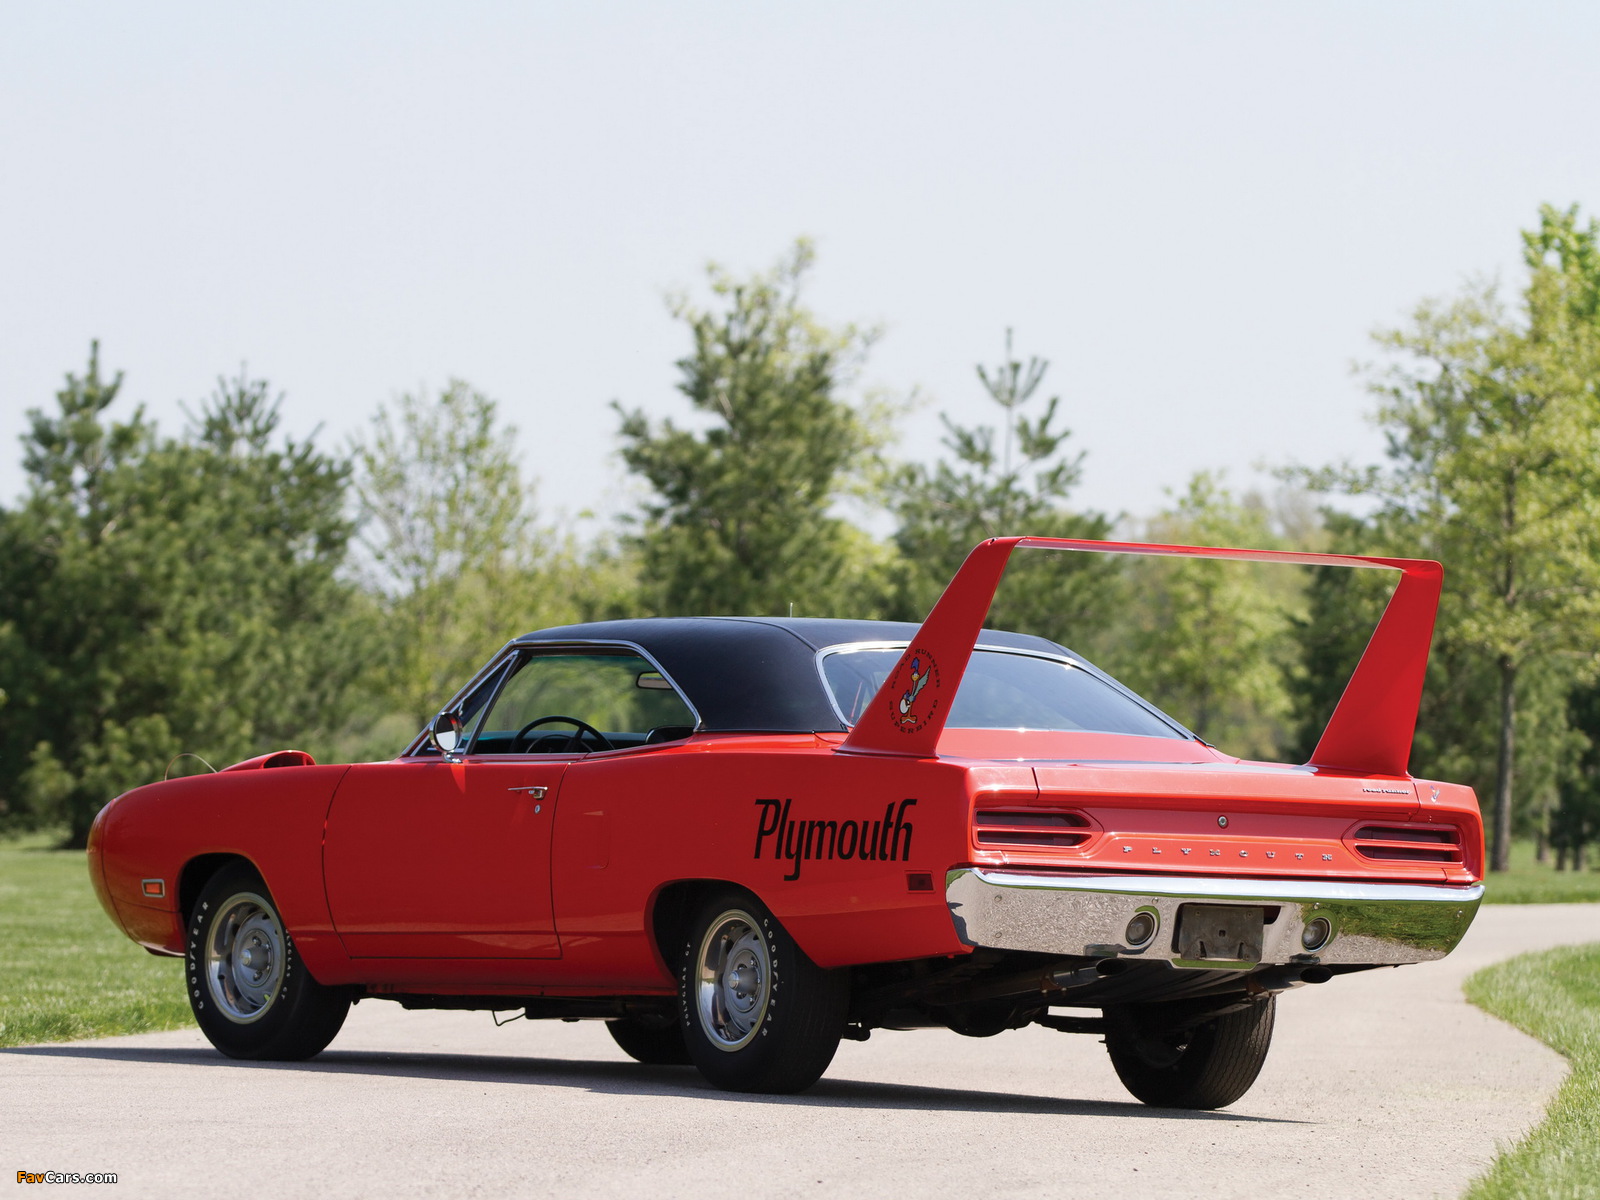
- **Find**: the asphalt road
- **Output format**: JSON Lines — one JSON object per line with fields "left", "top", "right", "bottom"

{"left": 7, "top": 903, "right": 1600, "bottom": 1200}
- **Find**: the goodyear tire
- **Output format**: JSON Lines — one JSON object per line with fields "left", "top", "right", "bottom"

{"left": 677, "top": 891, "right": 848, "bottom": 1094}
{"left": 1104, "top": 995, "right": 1276, "bottom": 1109}
{"left": 606, "top": 1015, "right": 693, "bottom": 1065}
{"left": 186, "top": 861, "right": 350, "bottom": 1061}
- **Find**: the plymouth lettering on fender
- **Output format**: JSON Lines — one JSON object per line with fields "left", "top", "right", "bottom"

{"left": 753, "top": 798, "right": 918, "bottom": 880}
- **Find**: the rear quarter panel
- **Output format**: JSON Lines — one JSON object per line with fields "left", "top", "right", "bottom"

{"left": 550, "top": 736, "right": 1001, "bottom": 985}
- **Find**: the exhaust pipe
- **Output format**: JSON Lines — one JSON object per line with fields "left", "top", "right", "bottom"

{"left": 1247, "top": 965, "right": 1333, "bottom": 995}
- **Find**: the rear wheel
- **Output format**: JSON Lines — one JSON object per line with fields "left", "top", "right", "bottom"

{"left": 677, "top": 891, "right": 848, "bottom": 1094}
{"left": 1104, "top": 996, "right": 1275, "bottom": 1109}
{"left": 606, "top": 1015, "right": 692, "bottom": 1065}
{"left": 186, "top": 861, "right": 350, "bottom": 1060}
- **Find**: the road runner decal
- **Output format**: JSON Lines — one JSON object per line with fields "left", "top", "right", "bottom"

{"left": 887, "top": 648, "right": 940, "bottom": 733}
{"left": 754, "top": 798, "right": 918, "bottom": 881}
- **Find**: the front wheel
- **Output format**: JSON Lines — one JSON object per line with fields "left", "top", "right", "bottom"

{"left": 186, "top": 861, "right": 350, "bottom": 1060}
{"left": 1104, "top": 996, "right": 1275, "bottom": 1109}
{"left": 677, "top": 891, "right": 848, "bottom": 1094}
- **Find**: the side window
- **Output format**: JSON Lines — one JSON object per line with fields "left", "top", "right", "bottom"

{"left": 470, "top": 651, "right": 697, "bottom": 754}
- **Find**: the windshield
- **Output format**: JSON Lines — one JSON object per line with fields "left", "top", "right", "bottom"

{"left": 821, "top": 646, "right": 1186, "bottom": 739}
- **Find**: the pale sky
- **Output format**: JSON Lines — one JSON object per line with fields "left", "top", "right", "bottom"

{"left": 4, "top": 2, "right": 1597, "bottom": 532}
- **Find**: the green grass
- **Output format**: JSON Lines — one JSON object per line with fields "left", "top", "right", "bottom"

{"left": 1482, "top": 839, "right": 1600, "bottom": 904}
{"left": 0, "top": 831, "right": 189, "bottom": 1048}
{"left": 1464, "top": 943, "right": 1600, "bottom": 1200}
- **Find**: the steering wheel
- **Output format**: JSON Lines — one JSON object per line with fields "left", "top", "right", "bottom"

{"left": 513, "top": 715, "right": 616, "bottom": 754}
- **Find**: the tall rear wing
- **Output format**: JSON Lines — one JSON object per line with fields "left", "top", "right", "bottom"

{"left": 839, "top": 536, "right": 1442, "bottom": 777}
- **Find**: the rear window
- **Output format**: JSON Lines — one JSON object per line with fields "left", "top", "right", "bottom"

{"left": 820, "top": 646, "right": 1185, "bottom": 739}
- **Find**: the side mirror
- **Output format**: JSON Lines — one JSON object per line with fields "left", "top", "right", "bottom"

{"left": 429, "top": 711, "right": 464, "bottom": 760}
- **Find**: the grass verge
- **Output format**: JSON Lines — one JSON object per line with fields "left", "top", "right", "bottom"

{"left": 1482, "top": 840, "right": 1600, "bottom": 904}
{"left": 0, "top": 831, "right": 188, "bottom": 1048}
{"left": 1463, "top": 943, "right": 1600, "bottom": 1200}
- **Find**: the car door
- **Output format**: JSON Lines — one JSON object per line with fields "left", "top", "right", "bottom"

{"left": 323, "top": 644, "right": 697, "bottom": 959}
{"left": 323, "top": 756, "right": 567, "bottom": 958}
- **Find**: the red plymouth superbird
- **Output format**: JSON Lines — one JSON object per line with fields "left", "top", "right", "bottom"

{"left": 89, "top": 537, "right": 1483, "bottom": 1108}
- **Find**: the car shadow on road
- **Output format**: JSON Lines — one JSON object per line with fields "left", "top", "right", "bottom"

{"left": 3, "top": 1042, "right": 1299, "bottom": 1123}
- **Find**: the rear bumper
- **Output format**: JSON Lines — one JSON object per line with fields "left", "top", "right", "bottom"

{"left": 944, "top": 868, "right": 1483, "bottom": 968}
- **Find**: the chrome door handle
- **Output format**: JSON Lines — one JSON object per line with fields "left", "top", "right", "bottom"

{"left": 507, "top": 785, "right": 548, "bottom": 799}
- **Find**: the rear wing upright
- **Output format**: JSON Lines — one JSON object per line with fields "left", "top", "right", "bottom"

{"left": 838, "top": 536, "right": 1442, "bottom": 777}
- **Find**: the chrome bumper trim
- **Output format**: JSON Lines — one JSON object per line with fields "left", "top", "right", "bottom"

{"left": 945, "top": 869, "right": 1484, "bottom": 968}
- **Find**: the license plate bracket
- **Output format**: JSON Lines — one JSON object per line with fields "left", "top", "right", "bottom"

{"left": 1176, "top": 904, "right": 1265, "bottom": 964}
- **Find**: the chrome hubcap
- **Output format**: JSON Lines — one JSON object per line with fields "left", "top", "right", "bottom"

{"left": 205, "top": 891, "right": 285, "bottom": 1023}
{"left": 694, "top": 909, "right": 771, "bottom": 1052}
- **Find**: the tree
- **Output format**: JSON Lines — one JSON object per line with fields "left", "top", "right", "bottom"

{"left": 1284, "top": 507, "right": 1511, "bottom": 798}
{"left": 356, "top": 381, "right": 536, "bottom": 603}
{"left": 1553, "top": 680, "right": 1600, "bottom": 870}
{"left": 353, "top": 381, "right": 636, "bottom": 733}
{"left": 887, "top": 330, "right": 1116, "bottom": 648}
{"left": 615, "top": 241, "right": 892, "bottom": 617}
{"left": 1108, "top": 473, "right": 1302, "bottom": 759}
{"left": 1332, "top": 206, "right": 1600, "bottom": 870}
{"left": 0, "top": 348, "right": 364, "bottom": 844}
{"left": 0, "top": 344, "right": 152, "bottom": 835}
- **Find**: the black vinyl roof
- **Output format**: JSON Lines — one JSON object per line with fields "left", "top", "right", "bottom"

{"left": 513, "top": 617, "right": 1072, "bottom": 733}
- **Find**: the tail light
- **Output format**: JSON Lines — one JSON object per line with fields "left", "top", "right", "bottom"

{"left": 975, "top": 809, "right": 1092, "bottom": 849}
{"left": 1349, "top": 823, "right": 1464, "bottom": 865}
